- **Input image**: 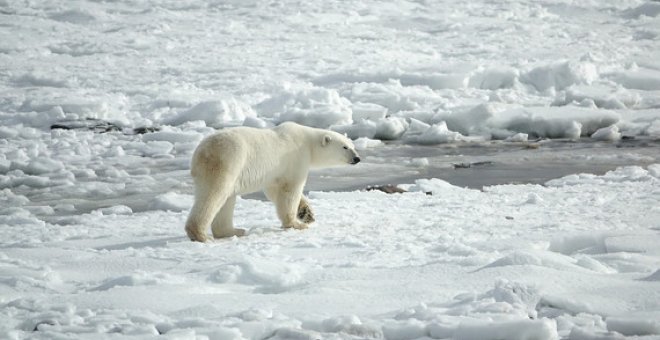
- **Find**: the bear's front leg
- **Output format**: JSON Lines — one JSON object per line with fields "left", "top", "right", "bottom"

{"left": 267, "top": 181, "right": 308, "bottom": 230}
{"left": 297, "top": 196, "right": 315, "bottom": 224}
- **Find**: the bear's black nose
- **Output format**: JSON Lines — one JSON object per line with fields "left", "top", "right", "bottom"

{"left": 351, "top": 156, "right": 361, "bottom": 164}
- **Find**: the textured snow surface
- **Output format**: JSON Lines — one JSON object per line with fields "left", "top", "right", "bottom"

{"left": 2, "top": 0, "right": 660, "bottom": 339}
{"left": 2, "top": 0, "right": 660, "bottom": 141}
{"left": 1, "top": 166, "right": 659, "bottom": 339}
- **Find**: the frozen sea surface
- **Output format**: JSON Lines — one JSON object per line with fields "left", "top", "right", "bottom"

{"left": 2, "top": 161, "right": 660, "bottom": 339}
{"left": 2, "top": 0, "right": 660, "bottom": 140}
{"left": 2, "top": 0, "right": 660, "bottom": 339}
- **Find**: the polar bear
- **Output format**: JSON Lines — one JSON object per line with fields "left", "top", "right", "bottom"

{"left": 185, "top": 122, "right": 361, "bottom": 242}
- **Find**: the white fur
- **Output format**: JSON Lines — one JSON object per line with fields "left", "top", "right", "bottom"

{"left": 185, "top": 122, "right": 360, "bottom": 242}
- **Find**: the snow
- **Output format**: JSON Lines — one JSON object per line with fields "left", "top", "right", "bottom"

{"left": 606, "top": 316, "right": 660, "bottom": 337}
{"left": 256, "top": 85, "right": 353, "bottom": 128}
{"left": 605, "top": 69, "right": 660, "bottom": 92}
{"left": 2, "top": 163, "right": 658, "bottom": 339}
{"left": 4, "top": 0, "right": 660, "bottom": 141}
{"left": 591, "top": 125, "right": 622, "bottom": 142}
{"left": 624, "top": 2, "right": 660, "bottom": 18}
{"left": 166, "top": 99, "right": 256, "bottom": 128}
{"left": 506, "top": 132, "right": 529, "bottom": 142}
{"left": 403, "top": 121, "right": 464, "bottom": 145}
{"left": 521, "top": 61, "right": 598, "bottom": 93}
{"left": 353, "top": 137, "right": 383, "bottom": 151}
{"left": 452, "top": 319, "right": 558, "bottom": 340}
{"left": 1, "top": 0, "right": 660, "bottom": 339}
{"left": 148, "top": 192, "right": 194, "bottom": 212}
{"left": 374, "top": 117, "right": 409, "bottom": 140}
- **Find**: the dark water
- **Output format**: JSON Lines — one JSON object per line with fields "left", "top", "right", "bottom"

{"left": 35, "top": 137, "right": 659, "bottom": 218}
{"left": 305, "top": 138, "right": 660, "bottom": 191}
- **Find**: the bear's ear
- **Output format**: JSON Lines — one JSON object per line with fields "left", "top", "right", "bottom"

{"left": 322, "top": 134, "right": 332, "bottom": 146}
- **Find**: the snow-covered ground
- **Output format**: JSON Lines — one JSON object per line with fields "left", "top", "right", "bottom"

{"left": 1, "top": 0, "right": 660, "bottom": 339}
{"left": 2, "top": 164, "right": 660, "bottom": 340}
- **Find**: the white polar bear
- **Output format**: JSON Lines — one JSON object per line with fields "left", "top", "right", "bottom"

{"left": 185, "top": 122, "right": 361, "bottom": 242}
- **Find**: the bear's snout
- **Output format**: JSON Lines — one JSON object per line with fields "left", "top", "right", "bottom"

{"left": 351, "top": 156, "right": 361, "bottom": 164}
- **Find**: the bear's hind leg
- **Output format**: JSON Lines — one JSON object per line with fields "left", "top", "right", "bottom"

{"left": 211, "top": 195, "right": 245, "bottom": 238}
{"left": 185, "top": 183, "right": 231, "bottom": 242}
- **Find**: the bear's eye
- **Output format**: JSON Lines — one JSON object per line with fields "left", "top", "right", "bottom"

{"left": 343, "top": 146, "right": 348, "bottom": 150}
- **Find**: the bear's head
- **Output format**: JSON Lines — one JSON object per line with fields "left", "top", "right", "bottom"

{"left": 312, "top": 131, "right": 361, "bottom": 168}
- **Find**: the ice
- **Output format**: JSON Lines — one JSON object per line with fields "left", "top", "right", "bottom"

{"left": 1, "top": 174, "right": 52, "bottom": 189}
{"left": 0, "top": 189, "right": 29, "bottom": 207}
{"left": 0, "top": 159, "right": 11, "bottom": 174}
{"left": 381, "top": 319, "right": 427, "bottom": 340}
{"left": 91, "top": 271, "right": 186, "bottom": 291}
{"left": 605, "top": 68, "right": 660, "bottom": 91}
{"left": 433, "top": 104, "right": 621, "bottom": 140}
{"left": 19, "top": 158, "right": 66, "bottom": 176}
{"left": 521, "top": 61, "right": 598, "bottom": 92}
{"left": 256, "top": 85, "right": 353, "bottom": 128}
{"left": 13, "top": 72, "right": 73, "bottom": 88}
{"left": 402, "top": 118, "right": 464, "bottom": 144}
{"left": 374, "top": 117, "right": 409, "bottom": 140}
{"left": 331, "top": 119, "right": 378, "bottom": 139}
{"left": 141, "top": 130, "right": 204, "bottom": 145}
{"left": 647, "top": 120, "right": 660, "bottom": 138}
{"left": 606, "top": 316, "right": 660, "bottom": 337}
{"left": 590, "top": 125, "right": 622, "bottom": 141}
{"left": 312, "top": 315, "right": 382, "bottom": 338}
{"left": 401, "top": 178, "right": 462, "bottom": 194}
{"left": 486, "top": 280, "right": 540, "bottom": 316}
{"left": 242, "top": 116, "right": 271, "bottom": 129}
{"left": 0, "top": 126, "right": 19, "bottom": 139}
{"left": 647, "top": 164, "right": 660, "bottom": 178}
{"left": 496, "top": 106, "right": 619, "bottom": 139}
{"left": 166, "top": 99, "right": 256, "bottom": 128}
{"left": 624, "top": 2, "right": 660, "bottom": 19}
{"left": 98, "top": 205, "right": 133, "bottom": 216}
{"left": 2, "top": 0, "right": 660, "bottom": 338}
{"left": 148, "top": 192, "right": 193, "bottom": 212}
{"left": 480, "top": 250, "right": 584, "bottom": 272}
{"left": 404, "top": 121, "right": 464, "bottom": 144}
{"left": 453, "top": 319, "right": 558, "bottom": 340}
{"left": 409, "top": 157, "right": 429, "bottom": 168}
{"left": 13, "top": 93, "right": 133, "bottom": 128}
{"left": 351, "top": 102, "right": 388, "bottom": 121}
{"left": 546, "top": 165, "right": 658, "bottom": 187}
{"left": 468, "top": 67, "right": 519, "bottom": 90}
{"left": 353, "top": 137, "right": 382, "bottom": 150}
{"left": 314, "top": 69, "right": 468, "bottom": 91}
{"left": 139, "top": 141, "right": 174, "bottom": 157}
{"left": 344, "top": 79, "right": 444, "bottom": 115}
{"left": 549, "top": 234, "right": 608, "bottom": 255}
{"left": 506, "top": 132, "right": 529, "bottom": 142}
{"left": 210, "top": 257, "right": 305, "bottom": 294}
{"left": 268, "top": 328, "right": 320, "bottom": 340}
{"left": 567, "top": 327, "right": 625, "bottom": 340}
{"left": 642, "top": 269, "right": 660, "bottom": 281}
{"left": 1, "top": 160, "right": 660, "bottom": 337}
{"left": 553, "top": 85, "right": 640, "bottom": 110}
{"left": 49, "top": 9, "right": 99, "bottom": 24}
